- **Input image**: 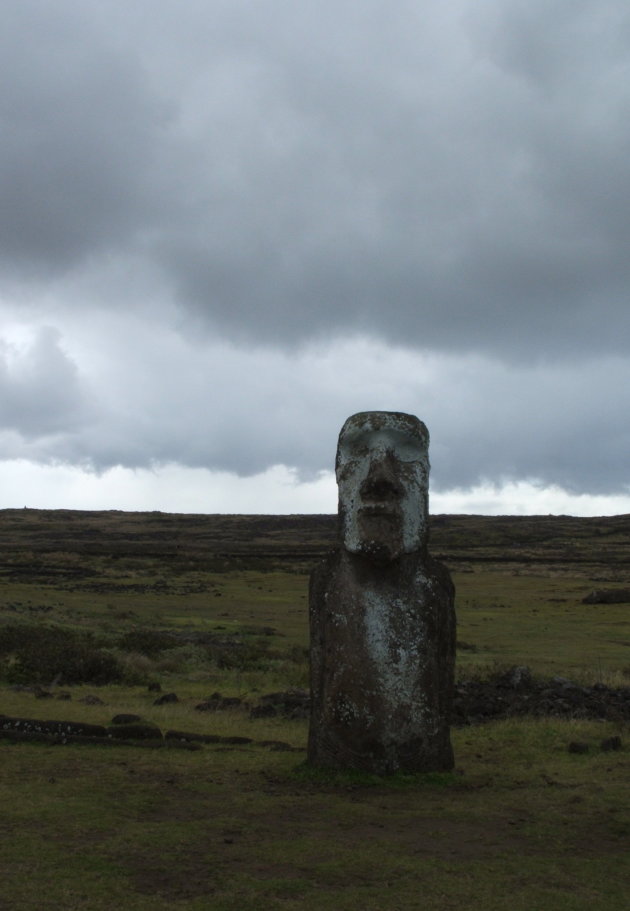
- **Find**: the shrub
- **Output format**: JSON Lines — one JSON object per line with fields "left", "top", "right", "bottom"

{"left": 116, "top": 628, "right": 179, "bottom": 656}
{"left": 154, "top": 644, "right": 210, "bottom": 673}
{"left": 114, "top": 651, "right": 157, "bottom": 684}
{"left": 207, "top": 638, "right": 273, "bottom": 671}
{"left": 0, "top": 623, "right": 123, "bottom": 685}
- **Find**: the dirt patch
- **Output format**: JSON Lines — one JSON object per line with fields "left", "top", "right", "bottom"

{"left": 122, "top": 845, "right": 221, "bottom": 899}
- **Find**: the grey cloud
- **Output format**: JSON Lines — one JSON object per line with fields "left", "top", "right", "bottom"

{"left": 0, "top": 2, "right": 172, "bottom": 276}
{"left": 0, "top": 327, "right": 87, "bottom": 437}
{"left": 1, "top": 1, "right": 630, "bottom": 505}
{"left": 1, "top": 0, "right": 629, "bottom": 359}
{"left": 428, "top": 357, "right": 630, "bottom": 495}
{"left": 2, "top": 321, "right": 628, "bottom": 496}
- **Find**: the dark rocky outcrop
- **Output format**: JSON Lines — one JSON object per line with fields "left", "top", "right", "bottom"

{"left": 195, "top": 693, "right": 244, "bottom": 712}
{"left": 111, "top": 713, "right": 142, "bottom": 724}
{"left": 582, "top": 588, "right": 630, "bottom": 604}
{"left": 250, "top": 690, "right": 310, "bottom": 719}
{"left": 451, "top": 668, "right": 630, "bottom": 725}
{"left": 254, "top": 671, "right": 630, "bottom": 727}
{"left": 0, "top": 717, "right": 107, "bottom": 738}
{"left": 153, "top": 692, "right": 178, "bottom": 706}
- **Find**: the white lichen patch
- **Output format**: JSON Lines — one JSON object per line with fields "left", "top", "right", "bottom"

{"left": 362, "top": 589, "right": 427, "bottom": 734}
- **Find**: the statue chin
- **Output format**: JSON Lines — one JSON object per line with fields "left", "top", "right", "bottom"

{"left": 342, "top": 509, "right": 413, "bottom": 563}
{"left": 350, "top": 538, "right": 403, "bottom": 564}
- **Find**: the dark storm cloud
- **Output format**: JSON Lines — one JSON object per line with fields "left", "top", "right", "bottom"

{"left": 0, "top": 2, "right": 172, "bottom": 275}
{"left": 2, "top": 0, "right": 629, "bottom": 358}
{"left": 1, "top": 0, "right": 629, "bottom": 506}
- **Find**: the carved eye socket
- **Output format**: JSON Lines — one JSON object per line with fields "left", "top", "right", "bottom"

{"left": 338, "top": 443, "right": 368, "bottom": 463}
{"left": 339, "top": 428, "right": 424, "bottom": 464}
{"left": 392, "top": 440, "right": 424, "bottom": 463}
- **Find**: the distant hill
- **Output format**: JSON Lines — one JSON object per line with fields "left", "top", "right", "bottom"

{"left": 1, "top": 509, "right": 629, "bottom": 574}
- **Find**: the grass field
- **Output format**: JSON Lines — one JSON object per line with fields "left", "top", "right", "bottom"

{"left": 0, "top": 509, "right": 628, "bottom": 910}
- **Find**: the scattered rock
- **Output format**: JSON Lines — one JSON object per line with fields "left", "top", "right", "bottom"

{"left": 249, "top": 703, "right": 277, "bottom": 719}
{"left": 153, "top": 692, "right": 178, "bottom": 706}
{"left": 195, "top": 693, "right": 242, "bottom": 712}
{"left": 551, "top": 676, "right": 575, "bottom": 688}
{"left": 258, "top": 740, "right": 294, "bottom": 751}
{"left": 111, "top": 714, "right": 142, "bottom": 725}
{"left": 251, "top": 674, "right": 630, "bottom": 727}
{"left": 497, "top": 666, "right": 533, "bottom": 689}
{"left": 167, "top": 739, "right": 202, "bottom": 751}
{"left": 600, "top": 736, "right": 623, "bottom": 752}
{"left": 583, "top": 588, "right": 630, "bottom": 604}
{"left": 1, "top": 717, "right": 107, "bottom": 738}
{"left": 107, "top": 723, "right": 162, "bottom": 740}
{"left": 451, "top": 668, "right": 630, "bottom": 726}
{"left": 78, "top": 695, "right": 105, "bottom": 706}
{"left": 568, "top": 741, "right": 589, "bottom": 754}
{"left": 147, "top": 682, "right": 162, "bottom": 693}
{"left": 255, "top": 689, "right": 310, "bottom": 720}
{"left": 165, "top": 729, "right": 215, "bottom": 744}
{"left": 164, "top": 729, "right": 253, "bottom": 745}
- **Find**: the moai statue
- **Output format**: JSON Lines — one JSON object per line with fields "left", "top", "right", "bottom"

{"left": 308, "top": 411, "right": 455, "bottom": 774}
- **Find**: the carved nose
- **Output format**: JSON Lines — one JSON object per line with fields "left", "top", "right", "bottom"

{"left": 360, "top": 453, "right": 404, "bottom": 500}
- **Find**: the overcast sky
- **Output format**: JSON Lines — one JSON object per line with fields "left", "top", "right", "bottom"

{"left": 1, "top": 0, "right": 630, "bottom": 515}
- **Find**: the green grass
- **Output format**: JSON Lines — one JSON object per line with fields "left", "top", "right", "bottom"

{"left": 0, "top": 718, "right": 627, "bottom": 910}
{"left": 453, "top": 570, "right": 630, "bottom": 680}
{"left": 0, "top": 510, "right": 629, "bottom": 909}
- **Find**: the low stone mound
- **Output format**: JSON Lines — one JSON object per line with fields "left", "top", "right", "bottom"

{"left": 250, "top": 689, "right": 310, "bottom": 720}
{"left": 195, "top": 692, "right": 244, "bottom": 712}
{"left": 582, "top": 588, "right": 630, "bottom": 604}
{"left": 248, "top": 676, "right": 630, "bottom": 726}
{"left": 107, "top": 723, "right": 162, "bottom": 740}
{"left": 452, "top": 667, "right": 630, "bottom": 725}
{"left": 0, "top": 717, "right": 107, "bottom": 738}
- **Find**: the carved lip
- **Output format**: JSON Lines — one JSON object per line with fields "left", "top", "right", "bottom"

{"left": 358, "top": 505, "right": 399, "bottom": 517}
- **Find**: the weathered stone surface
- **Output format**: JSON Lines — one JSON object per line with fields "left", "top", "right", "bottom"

{"left": 308, "top": 411, "right": 456, "bottom": 774}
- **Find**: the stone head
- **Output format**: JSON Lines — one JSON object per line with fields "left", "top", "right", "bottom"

{"left": 336, "top": 411, "right": 430, "bottom": 562}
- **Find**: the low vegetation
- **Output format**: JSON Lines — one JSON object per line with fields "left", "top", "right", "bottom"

{"left": 0, "top": 508, "right": 628, "bottom": 909}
